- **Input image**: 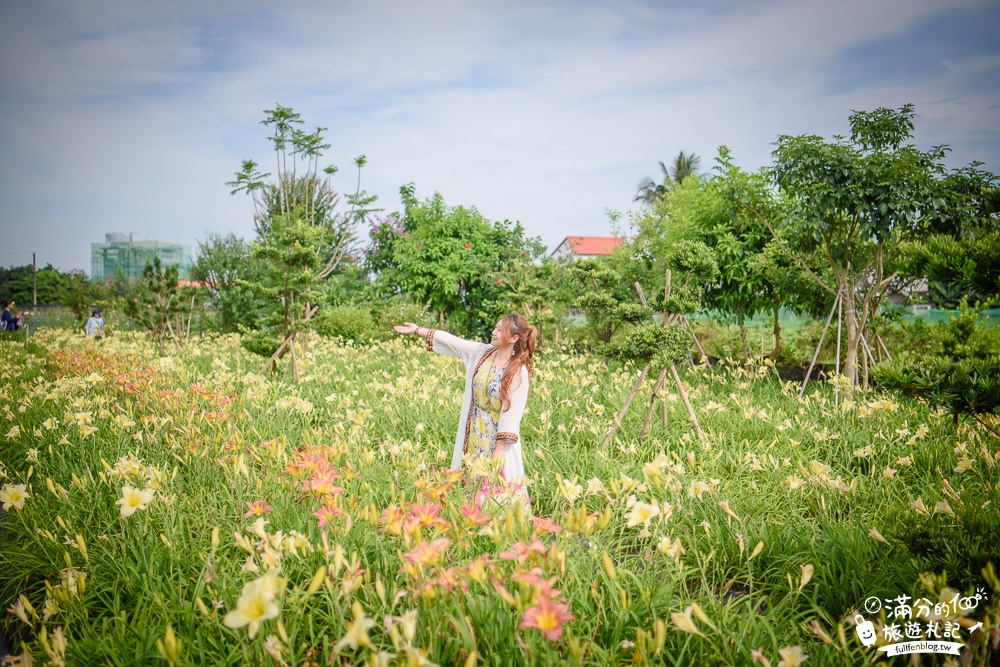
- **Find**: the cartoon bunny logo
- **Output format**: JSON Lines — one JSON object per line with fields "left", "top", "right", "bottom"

{"left": 855, "top": 615, "right": 877, "bottom": 647}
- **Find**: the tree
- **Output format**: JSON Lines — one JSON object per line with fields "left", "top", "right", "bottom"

{"left": 594, "top": 239, "right": 718, "bottom": 445}
{"left": 896, "top": 164, "right": 1000, "bottom": 308}
{"left": 191, "top": 233, "right": 263, "bottom": 333}
{"left": 569, "top": 256, "right": 652, "bottom": 345}
{"left": 772, "top": 104, "right": 948, "bottom": 392}
{"left": 633, "top": 151, "right": 702, "bottom": 206}
{"left": 228, "top": 104, "right": 377, "bottom": 377}
{"left": 60, "top": 271, "right": 107, "bottom": 322}
{"left": 0, "top": 264, "right": 73, "bottom": 306}
{"left": 123, "top": 257, "right": 192, "bottom": 353}
{"left": 874, "top": 302, "right": 1000, "bottom": 434}
{"left": 367, "top": 187, "right": 543, "bottom": 337}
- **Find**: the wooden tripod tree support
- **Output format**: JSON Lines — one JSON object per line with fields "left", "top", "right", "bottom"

{"left": 800, "top": 290, "right": 842, "bottom": 398}
{"left": 601, "top": 270, "right": 706, "bottom": 447}
{"left": 801, "top": 288, "right": 887, "bottom": 399}
{"left": 259, "top": 304, "right": 320, "bottom": 377}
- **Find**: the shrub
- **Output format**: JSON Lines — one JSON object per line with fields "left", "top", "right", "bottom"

{"left": 312, "top": 304, "right": 377, "bottom": 342}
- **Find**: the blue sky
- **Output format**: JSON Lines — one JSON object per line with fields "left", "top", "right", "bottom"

{"left": 1, "top": 0, "right": 998, "bottom": 273}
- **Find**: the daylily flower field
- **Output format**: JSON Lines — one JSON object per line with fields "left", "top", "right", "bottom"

{"left": 1, "top": 330, "right": 998, "bottom": 666}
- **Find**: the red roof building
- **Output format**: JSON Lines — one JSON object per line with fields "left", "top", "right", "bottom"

{"left": 550, "top": 236, "right": 624, "bottom": 260}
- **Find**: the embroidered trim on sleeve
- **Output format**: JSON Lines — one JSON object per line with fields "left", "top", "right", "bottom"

{"left": 425, "top": 328, "right": 436, "bottom": 351}
{"left": 497, "top": 432, "right": 519, "bottom": 443}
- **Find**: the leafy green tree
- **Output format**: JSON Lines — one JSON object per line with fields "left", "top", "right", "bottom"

{"left": 485, "top": 256, "right": 571, "bottom": 344}
{"left": 191, "top": 233, "right": 263, "bottom": 333}
{"left": 123, "top": 257, "right": 190, "bottom": 353}
{"left": 248, "top": 210, "right": 325, "bottom": 368}
{"left": 772, "top": 104, "right": 948, "bottom": 391}
{"left": 60, "top": 271, "right": 109, "bottom": 322}
{"left": 569, "top": 257, "right": 652, "bottom": 345}
{"left": 0, "top": 264, "right": 73, "bottom": 306}
{"left": 367, "top": 187, "right": 543, "bottom": 337}
{"left": 895, "top": 164, "right": 1000, "bottom": 307}
{"left": 228, "top": 104, "right": 376, "bottom": 275}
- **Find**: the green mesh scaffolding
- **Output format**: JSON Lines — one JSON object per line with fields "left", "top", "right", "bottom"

{"left": 90, "top": 234, "right": 192, "bottom": 282}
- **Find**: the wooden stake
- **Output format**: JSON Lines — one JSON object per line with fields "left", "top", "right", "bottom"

{"left": 260, "top": 334, "right": 293, "bottom": 375}
{"left": 662, "top": 385, "right": 668, "bottom": 427}
{"left": 257, "top": 305, "right": 318, "bottom": 377}
{"left": 642, "top": 273, "right": 704, "bottom": 441}
{"left": 671, "top": 364, "right": 705, "bottom": 441}
{"left": 289, "top": 336, "right": 299, "bottom": 382}
{"left": 835, "top": 293, "right": 843, "bottom": 407}
{"left": 640, "top": 370, "right": 667, "bottom": 440}
{"left": 682, "top": 316, "right": 707, "bottom": 360}
{"left": 875, "top": 333, "right": 892, "bottom": 361}
{"left": 800, "top": 291, "right": 841, "bottom": 398}
{"left": 601, "top": 364, "right": 650, "bottom": 448}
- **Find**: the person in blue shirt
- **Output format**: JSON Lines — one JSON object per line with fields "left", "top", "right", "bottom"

{"left": 1, "top": 300, "right": 20, "bottom": 332}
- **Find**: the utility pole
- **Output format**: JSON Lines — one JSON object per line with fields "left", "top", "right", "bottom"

{"left": 32, "top": 252, "right": 37, "bottom": 305}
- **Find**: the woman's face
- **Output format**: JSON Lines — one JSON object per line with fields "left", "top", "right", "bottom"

{"left": 490, "top": 320, "right": 505, "bottom": 347}
{"left": 491, "top": 319, "right": 518, "bottom": 348}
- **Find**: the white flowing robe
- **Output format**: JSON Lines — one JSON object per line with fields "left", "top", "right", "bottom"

{"left": 425, "top": 329, "right": 528, "bottom": 485}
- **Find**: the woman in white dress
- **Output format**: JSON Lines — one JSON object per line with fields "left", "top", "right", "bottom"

{"left": 394, "top": 315, "right": 537, "bottom": 506}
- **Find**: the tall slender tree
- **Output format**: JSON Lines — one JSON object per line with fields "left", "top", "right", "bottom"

{"left": 227, "top": 104, "right": 378, "bottom": 378}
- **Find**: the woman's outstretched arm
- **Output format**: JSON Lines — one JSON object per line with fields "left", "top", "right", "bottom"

{"left": 393, "top": 322, "right": 485, "bottom": 361}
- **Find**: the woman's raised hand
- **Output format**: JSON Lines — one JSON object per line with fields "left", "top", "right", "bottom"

{"left": 394, "top": 322, "right": 419, "bottom": 335}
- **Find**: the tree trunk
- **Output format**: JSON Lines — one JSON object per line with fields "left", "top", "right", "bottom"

{"left": 769, "top": 303, "right": 781, "bottom": 362}
{"left": 842, "top": 290, "right": 859, "bottom": 395}
{"left": 737, "top": 309, "right": 750, "bottom": 362}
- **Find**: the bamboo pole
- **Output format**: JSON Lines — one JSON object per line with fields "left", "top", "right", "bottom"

{"left": 186, "top": 295, "right": 195, "bottom": 340}
{"left": 800, "top": 290, "right": 841, "bottom": 398}
{"left": 637, "top": 274, "right": 672, "bottom": 439}
{"left": 875, "top": 333, "right": 892, "bottom": 361}
{"left": 640, "top": 371, "right": 667, "bottom": 440}
{"left": 261, "top": 334, "right": 293, "bottom": 375}
{"left": 683, "top": 316, "right": 707, "bottom": 360}
{"left": 672, "top": 364, "right": 706, "bottom": 441}
{"left": 289, "top": 336, "right": 299, "bottom": 382}
{"left": 601, "top": 364, "right": 650, "bottom": 448}
{"left": 835, "top": 293, "right": 843, "bottom": 407}
{"left": 257, "top": 305, "right": 319, "bottom": 376}
{"left": 661, "top": 382, "right": 668, "bottom": 428}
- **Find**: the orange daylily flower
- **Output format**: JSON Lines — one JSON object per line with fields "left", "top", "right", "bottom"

{"left": 520, "top": 597, "right": 576, "bottom": 640}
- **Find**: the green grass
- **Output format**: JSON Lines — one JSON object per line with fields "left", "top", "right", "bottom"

{"left": 0, "top": 329, "right": 997, "bottom": 666}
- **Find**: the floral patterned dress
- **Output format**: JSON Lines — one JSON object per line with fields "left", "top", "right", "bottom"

{"left": 468, "top": 353, "right": 503, "bottom": 461}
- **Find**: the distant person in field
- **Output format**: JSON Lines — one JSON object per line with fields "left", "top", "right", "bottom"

{"left": 85, "top": 308, "right": 105, "bottom": 337}
{"left": 1, "top": 300, "right": 20, "bottom": 332}
{"left": 394, "top": 315, "right": 537, "bottom": 507}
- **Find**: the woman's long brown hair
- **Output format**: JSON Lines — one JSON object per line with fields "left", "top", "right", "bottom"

{"left": 498, "top": 314, "right": 538, "bottom": 412}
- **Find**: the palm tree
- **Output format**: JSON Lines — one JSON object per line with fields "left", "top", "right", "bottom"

{"left": 633, "top": 160, "right": 671, "bottom": 206}
{"left": 670, "top": 150, "right": 701, "bottom": 184}
{"left": 633, "top": 151, "right": 702, "bottom": 206}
